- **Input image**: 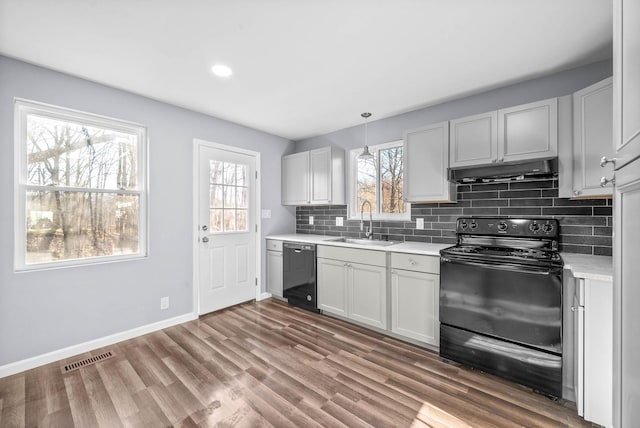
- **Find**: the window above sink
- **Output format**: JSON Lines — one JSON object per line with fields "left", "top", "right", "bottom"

{"left": 348, "top": 140, "right": 411, "bottom": 220}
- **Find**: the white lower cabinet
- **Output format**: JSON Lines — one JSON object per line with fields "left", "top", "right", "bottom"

{"left": 573, "top": 277, "right": 613, "bottom": 427}
{"left": 317, "top": 246, "right": 441, "bottom": 347}
{"left": 390, "top": 253, "right": 440, "bottom": 347}
{"left": 317, "top": 257, "right": 348, "bottom": 317}
{"left": 349, "top": 262, "right": 387, "bottom": 330}
{"left": 317, "top": 246, "right": 387, "bottom": 330}
{"left": 266, "top": 240, "right": 283, "bottom": 297}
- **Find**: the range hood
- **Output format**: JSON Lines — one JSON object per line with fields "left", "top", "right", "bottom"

{"left": 449, "top": 158, "right": 558, "bottom": 183}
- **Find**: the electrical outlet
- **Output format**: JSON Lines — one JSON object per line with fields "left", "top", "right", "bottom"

{"left": 160, "top": 296, "right": 169, "bottom": 310}
{"left": 309, "top": 215, "right": 314, "bottom": 225}
{"left": 416, "top": 218, "right": 425, "bottom": 230}
{"left": 336, "top": 217, "right": 344, "bottom": 226}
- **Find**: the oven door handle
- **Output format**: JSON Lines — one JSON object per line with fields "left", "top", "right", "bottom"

{"left": 441, "top": 257, "right": 558, "bottom": 275}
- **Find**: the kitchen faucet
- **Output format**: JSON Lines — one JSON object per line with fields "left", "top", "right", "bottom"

{"left": 360, "top": 200, "right": 374, "bottom": 239}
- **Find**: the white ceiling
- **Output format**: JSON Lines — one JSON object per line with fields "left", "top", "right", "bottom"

{"left": 0, "top": 0, "right": 612, "bottom": 141}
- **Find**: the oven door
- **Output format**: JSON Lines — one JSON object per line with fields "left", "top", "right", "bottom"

{"left": 440, "top": 255, "right": 562, "bottom": 353}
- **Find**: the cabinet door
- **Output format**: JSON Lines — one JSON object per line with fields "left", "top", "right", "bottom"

{"left": 498, "top": 98, "right": 558, "bottom": 162}
{"left": 282, "top": 152, "right": 309, "bottom": 205}
{"left": 391, "top": 269, "right": 439, "bottom": 346}
{"left": 310, "top": 147, "right": 331, "bottom": 203}
{"left": 317, "top": 257, "right": 348, "bottom": 316}
{"left": 266, "top": 250, "right": 283, "bottom": 297}
{"left": 403, "top": 122, "right": 456, "bottom": 202}
{"left": 584, "top": 279, "right": 613, "bottom": 426}
{"left": 573, "top": 78, "right": 614, "bottom": 198}
{"left": 613, "top": 1, "right": 640, "bottom": 425}
{"left": 449, "top": 111, "right": 498, "bottom": 167}
{"left": 349, "top": 262, "right": 387, "bottom": 330}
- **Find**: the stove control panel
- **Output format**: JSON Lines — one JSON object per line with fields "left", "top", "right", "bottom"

{"left": 456, "top": 217, "right": 559, "bottom": 239}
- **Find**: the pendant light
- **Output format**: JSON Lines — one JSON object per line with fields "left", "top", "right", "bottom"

{"left": 358, "top": 112, "right": 374, "bottom": 159}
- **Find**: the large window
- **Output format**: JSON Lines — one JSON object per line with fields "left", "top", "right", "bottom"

{"left": 15, "top": 100, "right": 147, "bottom": 270}
{"left": 349, "top": 140, "right": 409, "bottom": 220}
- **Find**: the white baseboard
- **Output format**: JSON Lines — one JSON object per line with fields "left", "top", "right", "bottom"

{"left": 0, "top": 312, "right": 197, "bottom": 379}
{"left": 257, "top": 292, "right": 272, "bottom": 301}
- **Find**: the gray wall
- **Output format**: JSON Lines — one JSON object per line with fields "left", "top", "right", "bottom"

{"left": 295, "top": 60, "right": 613, "bottom": 151}
{"left": 0, "top": 56, "right": 295, "bottom": 366}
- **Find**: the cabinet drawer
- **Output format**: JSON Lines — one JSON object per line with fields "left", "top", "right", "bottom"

{"left": 266, "top": 239, "right": 283, "bottom": 252}
{"left": 391, "top": 252, "right": 439, "bottom": 274}
{"left": 317, "top": 245, "right": 386, "bottom": 266}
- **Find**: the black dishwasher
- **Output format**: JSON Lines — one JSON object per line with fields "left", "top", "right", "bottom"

{"left": 283, "top": 242, "right": 318, "bottom": 312}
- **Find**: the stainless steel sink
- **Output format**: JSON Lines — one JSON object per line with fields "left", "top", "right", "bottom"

{"left": 327, "top": 237, "right": 398, "bottom": 247}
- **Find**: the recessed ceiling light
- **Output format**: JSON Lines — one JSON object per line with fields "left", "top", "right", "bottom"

{"left": 211, "top": 64, "right": 233, "bottom": 78}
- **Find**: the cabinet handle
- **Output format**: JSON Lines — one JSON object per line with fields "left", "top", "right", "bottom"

{"left": 570, "top": 306, "right": 576, "bottom": 312}
{"left": 498, "top": 158, "right": 505, "bottom": 163}
{"left": 600, "top": 156, "right": 617, "bottom": 168}
{"left": 409, "top": 258, "right": 417, "bottom": 265}
{"left": 573, "top": 190, "right": 581, "bottom": 196}
{"left": 491, "top": 159, "right": 498, "bottom": 163}
{"left": 600, "top": 176, "right": 615, "bottom": 187}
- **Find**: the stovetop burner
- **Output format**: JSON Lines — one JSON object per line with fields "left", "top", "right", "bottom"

{"left": 441, "top": 217, "right": 562, "bottom": 266}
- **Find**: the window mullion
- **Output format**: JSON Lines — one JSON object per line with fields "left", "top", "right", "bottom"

{"left": 376, "top": 149, "right": 382, "bottom": 215}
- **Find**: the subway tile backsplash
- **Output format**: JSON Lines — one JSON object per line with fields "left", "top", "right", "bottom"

{"left": 295, "top": 178, "right": 613, "bottom": 256}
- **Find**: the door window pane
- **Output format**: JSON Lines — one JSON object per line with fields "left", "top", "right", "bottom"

{"left": 210, "top": 185, "right": 223, "bottom": 208}
{"left": 236, "top": 210, "right": 248, "bottom": 231}
{"left": 208, "top": 160, "right": 250, "bottom": 233}
{"left": 210, "top": 209, "right": 223, "bottom": 232}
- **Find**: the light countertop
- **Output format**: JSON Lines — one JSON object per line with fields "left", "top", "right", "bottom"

{"left": 266, "top": 234, "right": 450, "bottom": 256}
{"left": 561, "top": 253, "right": 613, "bottom": 282}
{"left": 267, "top": 235, "right": 613, "bottom": 277}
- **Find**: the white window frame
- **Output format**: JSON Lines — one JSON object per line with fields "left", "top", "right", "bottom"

{"left": 14, "top": 99, "right": 148, "bottom": 271}
{"left": 348, "top": 139, "right": 411, "bottom": 221}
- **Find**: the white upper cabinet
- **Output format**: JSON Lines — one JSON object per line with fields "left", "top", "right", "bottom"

{"left": 449, "top": 111, "right": 498, "bottom": 168}
{"left": 281, "top": 152, "right": 309, "bottom": 205}
{"left": 282, "top": 146, "right": 345, "bottom": 206}
{"left": 572, "top": 78, "right": 614, "bottom": 198}
{"left": 449, "top": 98, "right": 558, "bottom": 168}
{"left": 403, "top": 121, "right": 456, "bottom": 203}
{"left": 498, "top": 97, "right": 558, "bottom": 162}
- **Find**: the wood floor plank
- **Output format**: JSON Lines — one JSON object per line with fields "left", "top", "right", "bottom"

{"left": 0, "top": 374, "right": 25, "bottom": 428}
{"left": 64, "top": 370, "right": 100, "bottom": 428}
{"left": 80, "top": 364, "right": 123, "bottom": 428}
{"left": 0, "top": 298, "right": 596, "bottom": 427}
{"left": 96, "top": 360, "right": 140, "bottom": 421}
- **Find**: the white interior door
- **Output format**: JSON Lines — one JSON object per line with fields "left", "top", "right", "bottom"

{"left": 198, "top": 144, "right": 257, "bottom": 315}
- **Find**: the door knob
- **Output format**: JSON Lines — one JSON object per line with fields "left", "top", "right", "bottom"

{"left": 600, "top": 156, "right": 616, "bottom": 168}
{"left": 600, "top": 176, "right": 615, "bottom": 187}
{"left": 202, "top": 236, "right": 209, "bottom": 243}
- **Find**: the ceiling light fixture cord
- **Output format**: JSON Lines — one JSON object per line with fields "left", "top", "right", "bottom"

{"left": 359, "top": 112, "right": 373, "bottom": 159}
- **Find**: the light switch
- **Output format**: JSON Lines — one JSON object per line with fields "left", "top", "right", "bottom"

{"left": 261, "top": 209, "right": 271, "bottom": 219}
{"left": 336, "top": 217, "right": 344, "bottom": 226}
{"left": 416, "top": 218, "right": 425, "bottom": 229}
{"left": 309, "top": 215, "right": 314, "bottom": 225}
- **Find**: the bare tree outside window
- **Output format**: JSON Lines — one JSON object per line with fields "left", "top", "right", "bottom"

{"left": 379, "top": 146, "right": 405, "bottom": 214}
{"left": 209, "top": 160, "right": 248, "bottom": 233}
{"left": 17, "top": 101, "right": 146, "bottom": 269}
{"left": 354, "top": 142, "right": 406, "bottom": 217}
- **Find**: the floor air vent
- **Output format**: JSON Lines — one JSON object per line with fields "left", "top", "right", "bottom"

{"left": 63, "top": 351, "right": 114, "bottom": 373}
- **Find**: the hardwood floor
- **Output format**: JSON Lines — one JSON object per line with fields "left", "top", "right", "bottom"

{"left": 0, "top": 299, "right": 594, "bottom": 427}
